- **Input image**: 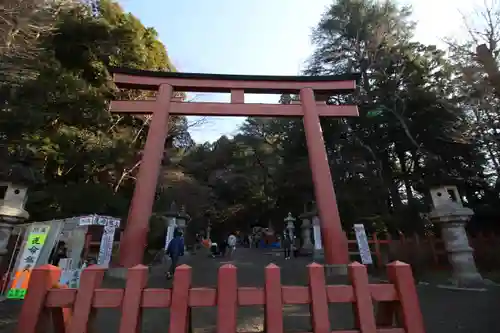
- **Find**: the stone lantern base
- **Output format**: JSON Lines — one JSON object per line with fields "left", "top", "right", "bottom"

{"left": 430, "top": 204, "right": 484, "bottom": 288}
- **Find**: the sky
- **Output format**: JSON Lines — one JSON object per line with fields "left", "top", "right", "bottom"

{"left": 118, "top": 0, "right": 483, "bottom": 143}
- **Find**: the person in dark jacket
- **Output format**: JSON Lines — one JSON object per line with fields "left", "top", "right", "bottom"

{"left": 219, "top": 236, "right": 227, "bottom": 257}
{"left": 166, "top": 229, "right": 185, "bottom": 279}
{"left": 282, "top": 234, "right": 292, "bottom": 260}
{"left": 50, "top": 241, "right": 68, "bottom": 267}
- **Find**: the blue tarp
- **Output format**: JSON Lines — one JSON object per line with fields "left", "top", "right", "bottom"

{"left": 259, "top": 240, "right": 281, "bottom": 248}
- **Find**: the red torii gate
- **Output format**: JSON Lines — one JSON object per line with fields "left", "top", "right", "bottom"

{"left": 109, "top": 68, "right": 359, "bottom": 268}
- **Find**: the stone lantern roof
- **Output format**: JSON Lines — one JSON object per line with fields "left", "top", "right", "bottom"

{"left": 161, "top": 202, "right": 190, "bottom": 221}
{"left": 299, "top": 201, "right": 318, "bottom": 220}
{"left": 0, "top": 163, "right": 38, "bottom": 223}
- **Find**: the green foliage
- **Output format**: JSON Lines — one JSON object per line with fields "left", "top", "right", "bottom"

{"left": 0, "top": 0, "right": 191, "bottom": 223}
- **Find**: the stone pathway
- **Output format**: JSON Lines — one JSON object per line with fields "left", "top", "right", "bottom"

{"left": 1, "top": 248, "right": 500, "bottom": 332}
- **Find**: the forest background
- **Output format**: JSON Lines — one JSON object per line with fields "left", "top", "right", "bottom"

{"left": 2, "top": 0, "right": 500, "bottom": 248}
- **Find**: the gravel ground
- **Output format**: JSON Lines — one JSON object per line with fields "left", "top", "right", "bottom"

{"left": 0, "top": 248, "right": 499, "bottom": 333}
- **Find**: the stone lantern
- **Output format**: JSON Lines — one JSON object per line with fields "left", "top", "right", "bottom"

{"left": 0, "top": 183, "right": 29, "bottom": 267}
{"left": 0, "top": 164, "right": 37, "bottom": 268}
{"left": 298, "top": 204, "right": 313, "bottom": 255}
{"left": 428, "top": 185, "right": 483, "bottom": 287}
{"left": 284, "top": 212, "right": 295, "bottom": 240}
{"left": 299, "top": 202, "right": 323, "bottom": 259}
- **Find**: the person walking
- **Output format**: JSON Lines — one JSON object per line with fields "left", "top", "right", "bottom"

{"left": 166, "top": 229, "right": 184, "bottom": 279}
{"left": 282, "top": 234, "right": 292, "bottom": 260}
{"left": 219, "top": 235, "right": 227, "bottom": 257}
{"left": 293, "top": 236, "right": 300, "bottom": 258}
{"left": 227, "top": 233, "right": 237, "bottom": 257}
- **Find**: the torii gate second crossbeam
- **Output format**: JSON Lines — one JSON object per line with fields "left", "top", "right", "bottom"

{"left": 109, "top": 68, "right": 360, "bottom": 269}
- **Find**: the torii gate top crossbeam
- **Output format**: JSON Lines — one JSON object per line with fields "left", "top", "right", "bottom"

{"left": 110, "top": 67, "right": 360, "bottom": 94}
{"left": 110, "top": 68, "right": 360, "bottom": 117}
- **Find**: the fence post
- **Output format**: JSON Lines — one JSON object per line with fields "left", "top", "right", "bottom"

{"left": 307, "top": 263, "right": 330, "bottom": 333}
{"left": 118, "top": 265, "right": 148, "bottom": 333}
{"left": 217, "top": 264, "right": 238, "bottom": 333}
{"left": 169, "top": 265, "right": 191, "bottom": 333}
{"left": 349, "top": 262, "right": 377, "bottom": 332}
{"left": 16, "top": 265, "right": 61, "bottom": 333}
{"left": 265, "top": 264, "right": 283, "bottom": 333}
{"left": 387, "top": 261, "right": 425, "bottom": 333}
{"left": 68, "top": 265, "right": 105, "bottom": 333}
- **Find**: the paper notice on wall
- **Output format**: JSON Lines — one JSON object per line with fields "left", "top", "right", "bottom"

{"left": 78, "top": 215, "right": 96, "bottom": 226}
{"left": 353, "top": 224, "right": 373, "bottom": 265}
{"left": 7, "top": 224, "right": 51, "bottom": 299}
{"left": 96, "top": 216, "right": 121, "bottom": 228}
{"left": 78, "top": 215, "right": 120, "bottom": 227}
{"left": 105, "top": 218, "right": 120, "bottom": 228}
{"left": 97, "top": 225, "right": 115, "bottom": 267}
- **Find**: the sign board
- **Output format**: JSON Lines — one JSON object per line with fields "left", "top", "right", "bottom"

{"left": 7, "top": 224, "right": 51, "bottom": 299}
{"left": 59, "top": 268, "right": 82, "bottom": 288}
{"left": 58, "top": 258, "right": 72, "bottom": 270}
{"left": 353, "top": 224, "right": 373, "bottom": 265}
{"left": 312, "top": 216, "right": 322, "bottom": 250}
{"left": 164, "top": 218, "right": 177, "bottom": 250}
{"left": 97, "top": 225, "right": 116, "bottom": 266}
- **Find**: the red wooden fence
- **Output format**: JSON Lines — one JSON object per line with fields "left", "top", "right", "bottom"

{"left": 16, "top": 261, "right": 425, "bottom": 333}
{"left": 347, "top": 231, "right": 500, "bottom": 269}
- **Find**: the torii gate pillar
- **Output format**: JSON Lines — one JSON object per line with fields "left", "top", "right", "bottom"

{"left": 118, "top": 84, "right": 173, "bottom": 267}
{"left": 301, "top": 88, "right": 349, "bottom": 267}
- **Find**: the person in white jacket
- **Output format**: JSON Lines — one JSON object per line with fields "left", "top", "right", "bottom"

{"left": 227, "top": 233, "right": 237, "bottom": 257}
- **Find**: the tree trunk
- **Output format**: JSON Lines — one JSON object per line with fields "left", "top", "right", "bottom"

{"left": 381, "top": 153, "right": 402, "bottom": 211}
{"left": 396, "top": 149, "right": 414, "bottom": 202}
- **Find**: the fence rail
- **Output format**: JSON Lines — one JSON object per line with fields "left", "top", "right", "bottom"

{"left": 347, "top": 231, "right": 500, "bottom": 269}
{"left": 16, "top": 261, "right": 425, "bottom": 333}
